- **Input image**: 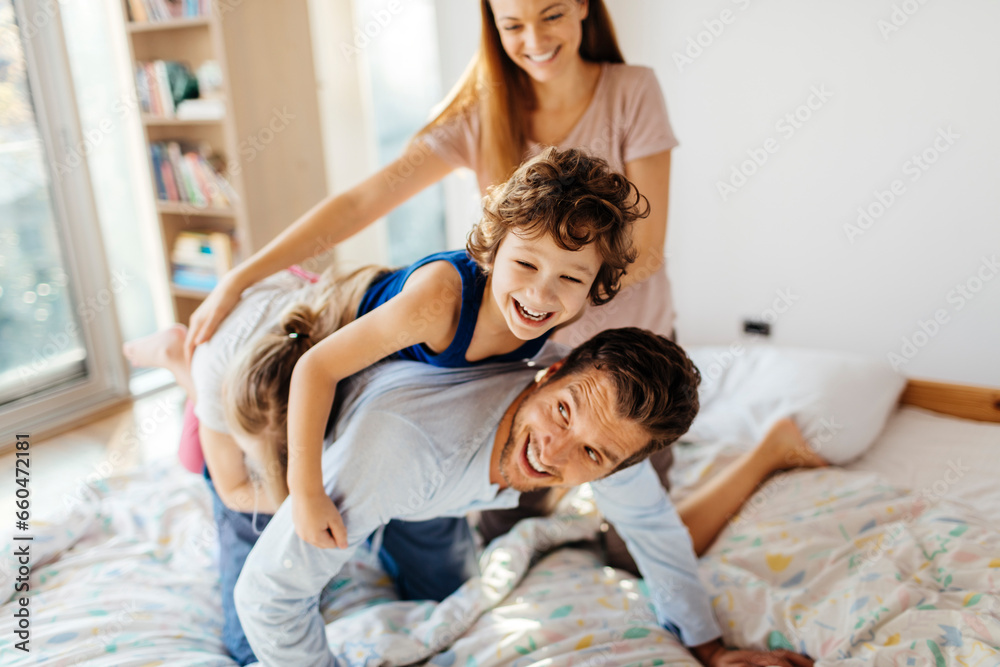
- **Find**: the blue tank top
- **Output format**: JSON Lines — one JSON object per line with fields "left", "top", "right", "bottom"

{"left": 356, "top": 250, "right": 549, "bottom": 368}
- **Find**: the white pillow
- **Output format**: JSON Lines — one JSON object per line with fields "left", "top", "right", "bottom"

{"left": 683, "top": 345, "right": 907, "bottom": 465}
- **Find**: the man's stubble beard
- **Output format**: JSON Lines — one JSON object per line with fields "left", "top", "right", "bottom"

{"left": 498, "top": 402, "right": 548, "bottom": 493}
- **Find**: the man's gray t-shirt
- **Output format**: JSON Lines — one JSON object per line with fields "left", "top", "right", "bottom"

{"left": 235, "top": 345, "right": 722, "bottom": 665}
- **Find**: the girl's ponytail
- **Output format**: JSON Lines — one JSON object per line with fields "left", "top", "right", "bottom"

{"left": 222, "top": 264, "right": 389, "bottom": 508}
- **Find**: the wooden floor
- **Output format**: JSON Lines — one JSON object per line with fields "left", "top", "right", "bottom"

{"left": 1, "top": 385, "right": 188, "bottom": 521}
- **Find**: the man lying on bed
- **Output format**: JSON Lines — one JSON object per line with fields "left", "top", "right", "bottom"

{"left": 235, "top": 328, "right": 813, "bottom": 667}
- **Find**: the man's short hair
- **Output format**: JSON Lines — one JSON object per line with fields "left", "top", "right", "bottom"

{"left": 548, "top": 327, "right": 701, "bottom": 473}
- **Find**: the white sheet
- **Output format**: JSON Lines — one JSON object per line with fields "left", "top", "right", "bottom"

{"left": 847, "top": 406, "right": 1000, "bottom": 522}
{"left": 667, "top": 405, "right": 1000, "bottom": 523}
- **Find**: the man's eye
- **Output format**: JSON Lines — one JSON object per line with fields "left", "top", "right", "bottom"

{"left": 585, "top": 447, "right": 599, "bottom": 463}
{"left": 516, "top": 260, "right": 537, "bottom": 270}
{"left": 558, "top": 402, "right": 568, "bottom": 423}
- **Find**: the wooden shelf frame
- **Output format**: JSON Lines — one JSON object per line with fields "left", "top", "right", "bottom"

{"left": 142, "top": 114, "right": 225, "bottom": 126}
{"left": 126, "top": 17, "right": 211, "bottom": 33}
{"left": 120, "top": 0, "right": 327, "bottom": 325}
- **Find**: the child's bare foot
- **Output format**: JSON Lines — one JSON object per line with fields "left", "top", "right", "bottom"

{"left": 123, "top": 324, "right": 187, "bottom": 372}
{"left": 757, "top": 417, "right": 829, "bottom": 472}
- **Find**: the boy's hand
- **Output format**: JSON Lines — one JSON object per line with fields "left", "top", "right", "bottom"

{"left": 292, "top": 491, "right": 348, "bottom": 549}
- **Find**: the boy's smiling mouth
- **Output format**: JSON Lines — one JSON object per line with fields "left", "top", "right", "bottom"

{"left": 513, "top": 298, "right": 555, "bottom": 326}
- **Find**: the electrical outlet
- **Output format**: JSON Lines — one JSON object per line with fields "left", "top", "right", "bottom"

{"left": 743, "top": 319, "right": 771, "bottom": 336}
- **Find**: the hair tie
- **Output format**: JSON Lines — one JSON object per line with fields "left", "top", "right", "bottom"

{"left": 287, "top": 331, "right": 309, "bottom": 339}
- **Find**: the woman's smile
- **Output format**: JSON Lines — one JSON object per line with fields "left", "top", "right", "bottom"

{"left": 523, "top": 45, "right": 560, "bottom": 65}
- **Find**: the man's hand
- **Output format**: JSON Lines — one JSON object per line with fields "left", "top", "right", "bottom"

{"left": 708, "top": 649, "right": 813, "bottom": 667}
{"left": 292, "top": 490, "right": 348, "bottom": 549}
{"left": 692, "top": 639, "right": 814, "bottom": 667}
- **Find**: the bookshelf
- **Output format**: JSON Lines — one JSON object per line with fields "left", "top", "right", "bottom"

{"left": 120, "top": 0, "right": 328, "bottom": 324}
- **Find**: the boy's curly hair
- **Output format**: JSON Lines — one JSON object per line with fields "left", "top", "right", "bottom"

{"left": 467, "top": 147, "right": 649, "bottom": 305}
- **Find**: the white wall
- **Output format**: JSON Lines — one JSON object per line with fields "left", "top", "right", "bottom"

{"left": 433, "top": 0, "right": 999, "bottom": 386}
{"left": 607, "top": 0, "right": 1000, "bottom": 386}
{"left": 432, "top": 0, "right": 484, "bottom": 250}
{"left": 307, "top": 0, "right": 389, "bottom": 269}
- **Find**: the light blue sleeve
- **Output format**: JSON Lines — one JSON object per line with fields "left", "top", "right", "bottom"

{"left": 234, "top": 411, "right": 436, "bottom": 667}
{"left": 590, "top": 459, "right": 722, "bottom": 647}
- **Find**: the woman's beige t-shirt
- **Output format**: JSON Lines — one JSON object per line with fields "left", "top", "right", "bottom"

{"left": 420, "top": 63, "right": 680, "bottom": 343}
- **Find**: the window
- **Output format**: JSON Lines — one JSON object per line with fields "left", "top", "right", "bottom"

{"left": 353, "top": 0, "right": 447, "bottom": 265}
{"left": 0, "top": 0, "right": 87, "bottom": 402}
{"left": 0, "top": 0, "right": 128, "bottom": 442}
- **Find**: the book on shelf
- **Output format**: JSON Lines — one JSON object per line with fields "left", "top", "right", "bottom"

{"left": 171, "top": 230, "right": 233, "bottom": 291}
{"left": 136, "top": 60, "right": 199, "bottom": 118}
{"left": 127, "top": 0, "right": 209, "bottom": 23}
{"left": 150, "top": 140, "right": 236, "bottom": 209}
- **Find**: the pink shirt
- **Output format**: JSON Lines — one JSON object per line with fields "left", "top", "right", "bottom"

{"left": 421, "top": 63, "right": 680, "bottom": 344}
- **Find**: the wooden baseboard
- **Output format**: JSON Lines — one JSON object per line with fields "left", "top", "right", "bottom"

{"left": 900, "top": 379, "right": 1000, "bottom": 424}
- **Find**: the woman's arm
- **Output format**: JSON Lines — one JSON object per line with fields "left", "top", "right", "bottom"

{"left": 622, "top": 149, "right": 672, "bottom": 289}
{"left": 287, "top": 261, "right": 462, "bottom": 548}
{"left": 184, "top": 144, "right": 455, "bottom": 360}
{"left": 200, "top": 423, "right": 279, "bottom": 514}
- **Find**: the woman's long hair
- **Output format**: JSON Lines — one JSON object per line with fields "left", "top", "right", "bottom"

{"left": 415, "top": 0, "right": 624, "bottom": 187}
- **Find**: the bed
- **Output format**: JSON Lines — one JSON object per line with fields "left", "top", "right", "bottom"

{"left": 2, "top": 378, "right": 998, "bottom": 666}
